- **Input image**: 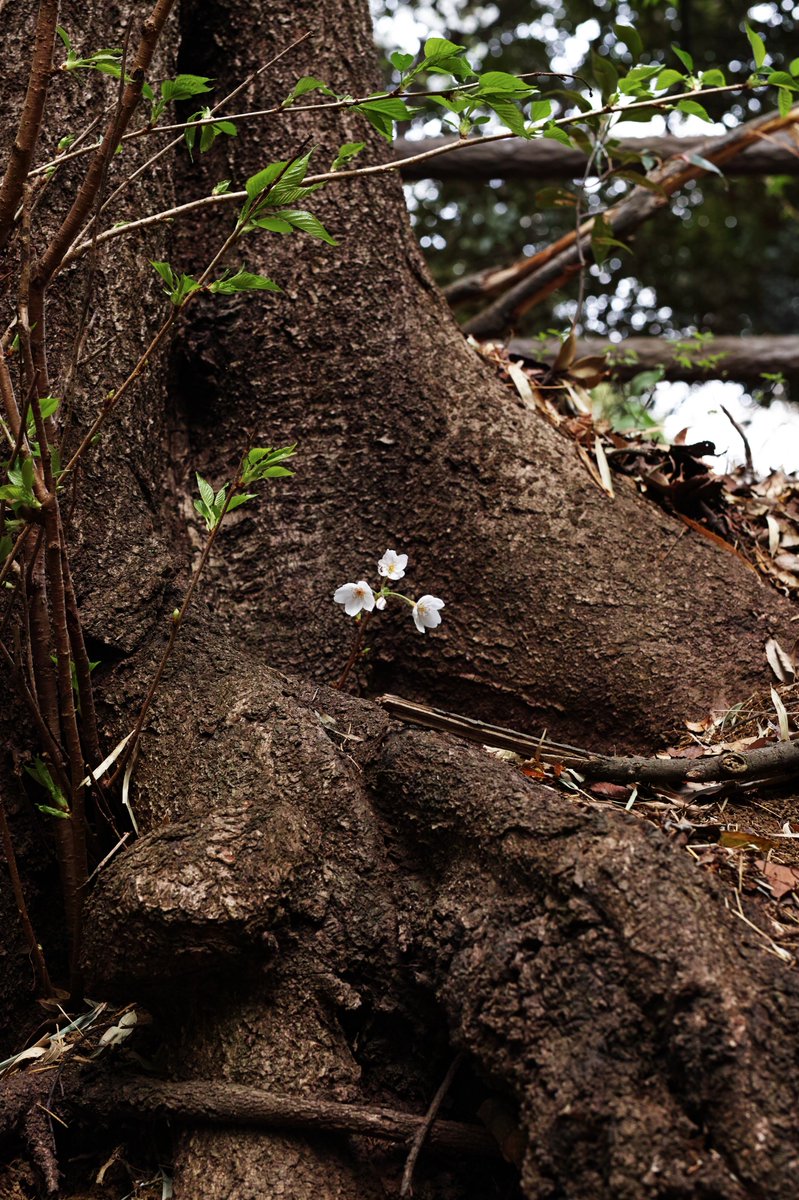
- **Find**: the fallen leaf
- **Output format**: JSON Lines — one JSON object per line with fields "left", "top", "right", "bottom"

{"left": 719, "top": 830, "right": 778, "bottom": 853}
{"left": 756, "top": 859, "right": 799, "bottom": 900}
{"left": 766, "top": 637, "right": 795, "bottom": 682}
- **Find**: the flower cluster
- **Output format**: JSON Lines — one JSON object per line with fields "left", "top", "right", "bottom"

{"left": 334, "top": 550, "right": 445, "bottom": 634}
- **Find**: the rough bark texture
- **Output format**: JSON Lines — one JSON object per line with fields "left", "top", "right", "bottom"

{"left": 2, "top": 2, "right": 799, "bottom": 1199}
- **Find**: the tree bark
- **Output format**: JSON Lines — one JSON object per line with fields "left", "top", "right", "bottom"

{"left": 3, "top": 1, "right": 799, "bottom": 1198}
{"left": 394, "top": 130, "right": 799, "bottom": 181}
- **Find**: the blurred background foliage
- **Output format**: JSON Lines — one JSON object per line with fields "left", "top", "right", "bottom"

{"left": 369, "top": 0, "right": 799, "bottom": 342}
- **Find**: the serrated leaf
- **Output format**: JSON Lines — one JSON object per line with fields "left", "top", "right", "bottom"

{"left": 283, "top": 76, "right": 335, "bottom": 106}
{"left": 423, "top": 37, "right": 465, "bottom": 63}
{"left": 273, "top": 209, "right": 337, "bottom": 245}
{"left": 790, "top": 58, "right": 799, "bottom": 76}
{"left": 476, "top": 70, "right": 533, "bottom": 95}
{"left": 700, "top": 68, "right": 726, "bottom": 87}
{"left": 226, "top": 492, "right": 257, "bottom": 512}
{"left": 656, "top": 68, "right": 685, "bottom": 89}
{"left": 56, "top": 26, "right": 71, "bottom": 50}
{"left": 745, "top": 22, "right": 767, "bottom": 69}
{"left": 485, "top": 97, "right": 529, "bottom": 138}
{"left": 245, "top": 161, "right": 289, "bottom": 200}
{"left": 778, "top": 87, "right": 794, "bottom": 117}
{"left": 209, "top": 270, "right": 281, "bottom": 294}
{"left": 151, "top": 260, "right": 176, "bottom": 288}
{"left": 196, "top": 473, "right": 214, "bottom": 508}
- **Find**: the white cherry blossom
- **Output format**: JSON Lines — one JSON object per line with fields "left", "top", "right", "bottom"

{"left": 333, "top": 581, "right": 376, "bottom": 616}
{"left": 412, "top": 595, "right": 445, "bottom": 633}
{"left": 377, "top": 549, "right": 408, "bottom": 580}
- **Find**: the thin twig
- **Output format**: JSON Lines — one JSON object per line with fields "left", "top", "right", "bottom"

{"left": 0, "top": 796, "right": 52, "bottom": 996}
{"left": 400, "top": 1053, "right": 464, "bottom": 1197}
{"left": 720, "top": 404, "right": 754, "bottom": 474}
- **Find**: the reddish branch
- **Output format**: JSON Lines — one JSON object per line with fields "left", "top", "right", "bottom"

{"left": 453, "top": 104, "right": 799, "bottom": 337}
{"left": 0, "top": 0, "right": 60, "bottom": 251}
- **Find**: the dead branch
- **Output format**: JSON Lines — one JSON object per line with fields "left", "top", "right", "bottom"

{"left": 507, "top": 334, "right": 799, "bottom": 383}
{"left": 77, "top": 1076, "right": 500, "bottom": 1158}
{"left": 379, "top": 694, "right": 799, "bottom": 789}
{"left": 395, "top": 128, "right": 799, "bottom": 181}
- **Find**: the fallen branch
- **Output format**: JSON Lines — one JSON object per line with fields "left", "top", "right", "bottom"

{"left": 379, "top": 694, "right": 799, "bottom": 789}
{"left": 395, "top": 129, "right": 799, "bottom": 181}
{"left": 78, "top": 1076, "right": 500, "bottom": 1158}
{"left": 455, "top": 104, "right": 799, "bottom": 337}
{"left": 507, "top": 334, "right": 799, "bottom": 383}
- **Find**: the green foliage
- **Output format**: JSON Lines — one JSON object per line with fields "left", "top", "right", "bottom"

{"left": 208, "top": 269, "right": 281, "bottom": 295}
{"left": 0, "top": 458, "right": 40, "bottom": 516}
{"left": 193, "top": 447, "right": 295, "bottom": 533}
{"left": 144, "top": 74, "right": 213, "bottom": 125}
{"left": 239, "top": 152, "right": 336, "bottom": 244}
{"left": 331, "top": 142, "right": 365, "bottom": 171}
{"left": 150, "top": 261, "right": 201, "bottom": 306}
{"left": 184, "top": 108, "right": 237, "bottom": 157}
{"left": 56, "top": 27, "right": 124, "bottom": 79}
{"left": 240, "top": 445, "right": 296, "bottom": 485}
{"left": 24, "top": 757, "right": 70, "bottom": 820}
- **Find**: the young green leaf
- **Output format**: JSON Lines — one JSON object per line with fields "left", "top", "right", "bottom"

{"left": 422, "top": 37, "right": 466, "bottom": 63}
{"left": 282, "top": 76, "right": 336, "bottom": 106}
{"left": 745, "top": 22, "right": 767, "bottom": 69}
{"left": 676, "top": 98, "right": 712, "bottom": 121}
{"left": 331, "top": 141, "right": 365, "bottom": 171}
{"left": 161, "top": 74, "right": 213, "bottom": 102}
{"left": 390, "top": 51, "right": 415, "bottom": 75}
{"left": 209, "top": 270, "right": 282, "bottom": 295}
{"left": 270, "top": 209, "right": 337, "bottom": 245}
{"left": 671, "top": 44, "right": 694, "bottom": 73}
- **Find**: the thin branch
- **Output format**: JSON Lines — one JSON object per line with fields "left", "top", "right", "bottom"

{"left": 0, "top": 795, "right": 53, "bottom": 997}
{"left": 400, "top": 1053, "right": 464, "bottom": 1197}
{"left": 58, "top": 82, "right": 756, "bottom": 271}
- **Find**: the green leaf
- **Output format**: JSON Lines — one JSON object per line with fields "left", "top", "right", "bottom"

{"left": 790, "top": 58, "right": 799, "bottom": 77}
{"left": 745, "top": 22, "right": 767, "bottom": 69}
{"left": 591, "top": 213, "right": 630, "bottom": 264}
{"left": 671, "top": 44, "right": 694, "bottom": 72}
{"left": 226, "top": 492, "right": 257, "bottom": 512}
{"left": 0, "top": 534, "right": 12, "bottom": 561}
{"left": 778, "top": 86, "right": 793, "bottom": 117}
{"left": 423, "top": 37, "right": 466, "bottom": 63}
{"left": 25, "top": 396, "right": 60, "bottom": 432}
{"left": 766, "top": 71, "right": 799, "bottom": 90}
{"left": 250, "top": 216, "right": 294, "bottom": 234}
{"left": 212, "top": 179, "right": 231, "bottom": 195}
{"left": 241, "top": 444, "right": 297, "bottom": 484}
{"left": 331, "top": 141, "right": 365, "bottom": 171}
{"left": 272, "top": 209, "right": 337, "bottom": 245}
{"left": 282, "top": 75, "right": 335, "bottom": 106}
{"left": 613, "top": 23, "right": 642, "bottom": 60}
{"left": 196, "top": 473, "right": 214, "bottom": 508}
{"left": 676, "top": 98, "right": 712, "bottom": 121}
{"left": 535, "top": 186, "right": 577, "bottom": 208}
{"left": 161, "top": 74, "right": 213, "bottom": 102}
{"left": 475, "top": 70, "right": 534, "bottom": 95}
{"left": 529, "top": 99, "right": 552, "bottom": 123}
{"left": 655, "top": 68, "right": 685, "bottom": 90}
{"left": 484, "top": 97, "right": 529, "bottom": 138}
{"left": 151, "top": 260, "right": 177, "bottom": 288}
{"left": 37, "top": 805, "right": 71, "bottom": 820}
{"left": 56, "top": 26, "right": 72, "bottom": 50}
{"left": 700, "top": 68, "right": 726, "bottom": 87}
{"left": 245, "top": 160, "right": 291, "bottom": 200}
{"left": 543, "top": 124, "right": 574, "bottom": 147}
{"left": 390, "top": 51, "right": 415, "bottom": 74}
{"left": 209, "top": 270, "right": 281, "bottom": 295}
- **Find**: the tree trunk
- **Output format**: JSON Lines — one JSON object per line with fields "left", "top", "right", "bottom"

{"left": 3, "top": 2, "right": 799, "bottom": 1199}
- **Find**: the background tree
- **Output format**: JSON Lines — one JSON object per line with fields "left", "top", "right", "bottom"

{"left": 2, "top": 3, "right": 799, "bottom": 1199}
